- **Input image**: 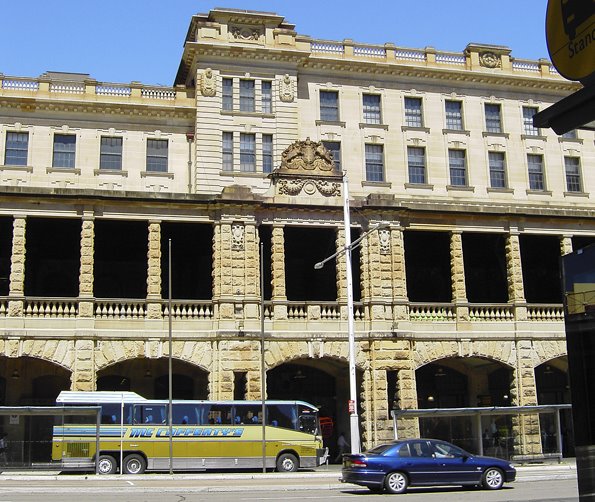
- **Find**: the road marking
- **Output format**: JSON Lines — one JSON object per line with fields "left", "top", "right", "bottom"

{"left": 126, "top": 481, "right": 134, "bottom": 486}
{"left": 240, "top": 497, "right": 351, "bottom": 500}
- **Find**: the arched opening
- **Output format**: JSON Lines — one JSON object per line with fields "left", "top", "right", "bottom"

{"left": 97, "top": 358, "right": 208, "bottom": 399}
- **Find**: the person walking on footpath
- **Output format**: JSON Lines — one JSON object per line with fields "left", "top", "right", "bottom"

{"left": 335, "top": 432, "right": 350, "bottom": 463}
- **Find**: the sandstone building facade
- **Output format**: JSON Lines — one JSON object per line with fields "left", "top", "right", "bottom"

{"left": 0, "top": 8, "right": 593, "bottom": 462}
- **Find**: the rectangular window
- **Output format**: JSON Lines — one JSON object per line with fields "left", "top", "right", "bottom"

{"left": 407, "top": 146, "right": 426, "bottom": 184}
{"left": 222, "top": 78, "right": 233, "bottom": 111}
{"left": 322, "top": 141, "right": 341, "bottom": 171}
{"left": 562, "top": 129, "right": 577, "bottom": 139}
{"left": 523, "top": 106, "right": 539, "bottom": 136}
{"left": 488, "top": 152, "right": 507, "bottom": 188}
{"left": 262, "top": 134, "right": 273, "bottom": 173}
{"left": 527, "top": 154, "right": 545, "bottom": 190}
{"left": 404, "top": 97, "right": 423, "bottom": 128}
{"left": 4, "top": 131, "right": 28, "bottom": 166}
{"left": 99, "top": 136, "right": 123, "bottom": 170}
{"left": 448, "top": 149, "right": 467, "bottom": 186}
{"left": 239, "top": 80, "right": 255, "bottom": 112}
{"left": 261, "top": 81, "right": 272, "bottom": 114}
{"left": 52, "top": 134, "right": 76, "bottom": 168}
{"left": 363, "top": 94, "right": 381, "bottom": 124}
{"left": 320, "top": 90, "right": 339, "bottom": 121}
{"left": 365, "top": 144, "right": 384, "bottom": 182}
{"left": 146, "top": 139, "right": 168, "bottom": 172}
{"left": 564, "top": 156, "right": 581, "bottom": 192}
{"left": 240, "top": 133, "right": 256, "bottom": 172}
{"left": 445, "top": 100, "right": 463, "bottom": 130}
{"left": 485, "top": 104, "right": 502, "bottom": 133}
{"left": 222, "top": 132, "right": 233, "bottom": 171}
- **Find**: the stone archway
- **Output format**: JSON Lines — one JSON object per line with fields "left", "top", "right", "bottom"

{"left": 97, "top": 357, "right": 208, "bottom": 399}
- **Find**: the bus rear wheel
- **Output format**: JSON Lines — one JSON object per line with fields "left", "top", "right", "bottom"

{"left": 122, "top": 454, "right": 146, "bottom": 474}
{"left": 276, "top": 453, "right": 298, "bottom": 472}
{"left": 97, "top": 455, "right": 117, "bottom": 475}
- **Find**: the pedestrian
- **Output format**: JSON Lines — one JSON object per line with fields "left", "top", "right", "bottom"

{"left": 334, "top": 432, "right": 350, "bottom": 463}
{"left": 0, "top": 432, "right": 7, "bottom": 464}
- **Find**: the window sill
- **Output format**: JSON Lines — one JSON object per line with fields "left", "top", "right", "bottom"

{"left": 46, "top": 167, "right": 81, "bottom": 175}
{"left": 558, "top": 137, "right": 583, "bottom": 144}
{"left": 221, "top": 110, "right": 275, "bottom": 119}
{"left": 487, "top": 187, "right": 514, "bottom": 194}
{"left": 401, "top": 126, "right": 430, "bottom": 133}
{"left": 404, "top": 182, "right": 434, "bottom": 190}
{"left": 521, "top": 134, "right": 547, "bottom": 141}
{"left": 0, "top": 164, "right": 33, "bottom": 172}
{"left": 359, "top": 122, "right": 388, "bottom": 130}
{"left": 141, "top": 170, "right": 173, "bottom": 179}
{"left": 220, "top": 170, "right": 267, "bottom": 178}
{"left": 442, "top": 128, "right": 470, "bottom": 136}
{"left": 95, "top": 168, "right": 128, "bottom": 177}
{"left": 482, "top": 131, "right": 509, "bottom": 139}
{"left": 564, "top": 191, "right": 589, "bottom": 197}
{"left": 315, "top": 120, "right": 346, "bottom": 127}
{"left": 362, "top": 180, "right": 391, "bottom": 188}
{"left": 446, "top": 185, "right": 475, "bottom": 192}
{"left": 526, "top": 189, "right": 552, "bottom": 196}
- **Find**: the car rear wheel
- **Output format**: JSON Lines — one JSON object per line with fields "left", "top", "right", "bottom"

{"left": 122, "top": 454, "right": 146, "bottom": 474}
{"left": 276, "top": 453, "right": 298, "bottom": 472}
{"left": 385, "top": 471, "right": 408, "bottom": 494}
{"left": 482, "top": 467, "right": 504, "bottom": 490}
{"left": 97, "top": 454, "right": 117, "bottom": 475}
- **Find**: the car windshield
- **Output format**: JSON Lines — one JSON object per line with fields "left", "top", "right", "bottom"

{"left": 433, "top": 441, "right": 468, "bottom": 458}
{"left": 366, "top": 443, "right": 397, "bottom": 455}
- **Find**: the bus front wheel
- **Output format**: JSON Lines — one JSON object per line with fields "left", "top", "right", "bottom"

{"left": 122, "top": 454, "right": 146, "bottom": 474}
{"left": 97, "top": 455, "right": 117, "bottom": 475}
{"left": 276, "top": 453, "right": 298, "bottom": 472}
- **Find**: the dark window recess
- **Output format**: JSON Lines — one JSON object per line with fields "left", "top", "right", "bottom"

{"left": 462, "top": 233, "right": 508, "bottom": 303}
{"left": 161, "top": 222, "right": 213, "bottom": 300}
{"left": 572, "top": 236, "right": 595, "bottom": 252}
{"left": 24, "top": 218, "right": 81, "bottom": 297}
{"left": 234, "top": 372, "right": 248, "bottom": 400}
{"left": 259, "top": 225, "right": 273, "bottom": 301}
{"left": 0, "top": 217, "right": 13, "bottom": 296}
{"left": 387, "top": 370, "right": 398, "bottom": 418}
{"left": 404, "top": 231, "right": 452, "bottom": 302}
{"left": 519, "top": 235, "right": 563, "bottom": 303}
{"left": 94, "top": 220, "right": 148, "bottom": 299}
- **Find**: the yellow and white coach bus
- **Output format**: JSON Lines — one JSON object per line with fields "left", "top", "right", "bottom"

{"left": 52, "top": 391, "right": 328, "bottom": 474}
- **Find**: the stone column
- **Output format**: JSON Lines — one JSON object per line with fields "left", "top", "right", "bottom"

{"left": 8, "top": 216, "right": 26, "bottom": 316}
{"left": 560, "top": 235, "right": 573, "bottom": 256}
{"left": 243, "top": 222, "right": 260, "bottom": 320}
{"left": 362, "top": 225, "right": 393, "bottom": 324}
{"left": 505, "top": 231, "right": 527, "bottom": 320}
{"left": 72, "top": 339, "right": 95, "bottom": 391}
{"left": 271, "top": 225, "right": 287, "bottom": 319}
{"left": 146, "top": 221, "right": 162, "bottom": 319}
{"left": 450, "top": 231, "right": 469, "bottom": 321}
{"left": 391, "top": 226, "right": 408, "bottom": 321}
{"left": 511, "top": 340, "right": 542, "bottom": 455}
{"left": 78, "top": 217, "right": 95, "bottom": 317}
{"left": 396, "top": 362, "right": 420, "bottom": 438}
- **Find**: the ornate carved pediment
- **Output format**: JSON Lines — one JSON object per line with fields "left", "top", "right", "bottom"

{"left": 270, "top": 138, "right": 343, "bottom": 197}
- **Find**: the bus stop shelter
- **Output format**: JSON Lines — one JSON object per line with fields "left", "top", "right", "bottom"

{"left": 392, "top": 404, "right": 572, "bottom": 460}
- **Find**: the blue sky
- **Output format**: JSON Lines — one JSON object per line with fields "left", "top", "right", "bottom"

{"left": 0, "top": 1, "right": 551, "bottom": 86}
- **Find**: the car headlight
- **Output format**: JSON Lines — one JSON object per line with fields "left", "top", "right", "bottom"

{"left": 509, "top": 464, "right": 515, "bottom": 469}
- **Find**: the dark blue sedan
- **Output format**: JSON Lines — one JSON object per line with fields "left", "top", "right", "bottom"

{"left": 341, "top": 439, "right": 516, "bottom": 494}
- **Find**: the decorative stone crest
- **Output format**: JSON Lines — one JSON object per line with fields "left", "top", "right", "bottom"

{"left": 479, "top": 52, "right": 501, "bottom": 69}
{"left": 231, "top": 223, "right": 245, "bottom": 251}
{"left": 280, "top": 74, "right": 294, "bottom": 102}
{"left": 378, "top": 228, "right": 391, "bottom": 255}
{"left": 280, "top": 138, "right": 336, "bottom": 172}
{"left": 230, "top": 25, "right": 262, "bottom": 41}
{"left": 200, "top": 68, "right": 216, "bottom": 97}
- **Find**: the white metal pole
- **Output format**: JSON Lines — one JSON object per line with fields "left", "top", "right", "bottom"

{"left": 260, "top": 241, "right": 267, "bottom": 472}
{"left": 168, "top": 238, "right": 173, "bottom": 475}
{"left": 342, "top": 173, "right": 360, "bottom": 454}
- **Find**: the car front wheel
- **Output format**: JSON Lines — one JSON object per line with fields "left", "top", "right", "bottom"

{"left": 385, "top": 471, "right": 408, "bottom": 494}
{"left": 276, "top": 453, "right": 298, "bottom": 472}
{"left": 482, "top": 467, "right": 504, "bottom": 490}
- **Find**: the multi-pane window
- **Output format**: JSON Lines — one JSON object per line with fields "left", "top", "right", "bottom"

{"left": 404, "top": 97, "right": 423, "bottom": 128}
{"left": 262, "top": 134, "right": 273, "bottom": 173}
{"left": 564, "top": 156, "right": 581, "bottom": 192}
{"left": 322, "top": 141, "right": 341, "bottom": 170}
{"left": 365, "top": 144, "right": 384, "bottom": 182}
{"left": 485, "top": 104, "right": 502, "bottom": 133}
{"left": 363, "top": 94, "right": 381, "bottom": 124}
{"left": 445, "top": 100, "right": 463, "bottom": 130}
{"left": 407, "top": 146, "right": 426, "bottom": 184}
{"left": 523, "top": 106, "right": 539, "bottom": 136}
{"left": 100, "top": 137, "right": 123, "bottom": 170}
{"left": 239, "top": 80, "right": 255, "bottom": 112}
{"left": 4, "top": 131, "right": 28, "bottom": 166}
{"left": 448, "top": 149, "right": 467, "bottom": 186}
{"left": 527, "top": 154, "right": 545, "bottom": 190}
{"left": 52, "top": 134, "right": 76, "bottom": 168}
{"left": 562, "top": 129, "right": 577, "bottom": 139}
{"left": 261, "top": 81, "right": 272, "bottom": 114}
{"left": 488, "top": 152, "right": 507, "bottom": 188}
{"left": 320, "top": 90, "right": 339, "bottom": 121}
{"left": 240, "top": 133, "right": 256, "bottom": 172}
{"left": 146, "top": 139, "right": 168, "bottom": 172}
{"left": 222, "top": 132, "right": 233, "bottom": 171}
{"left": 222, "top": 78, "right": 233, "bottom": 111}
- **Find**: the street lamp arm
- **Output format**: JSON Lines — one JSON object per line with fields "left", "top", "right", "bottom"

{"left": 314, "top": 222, "right": 390, "bottom": 270}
